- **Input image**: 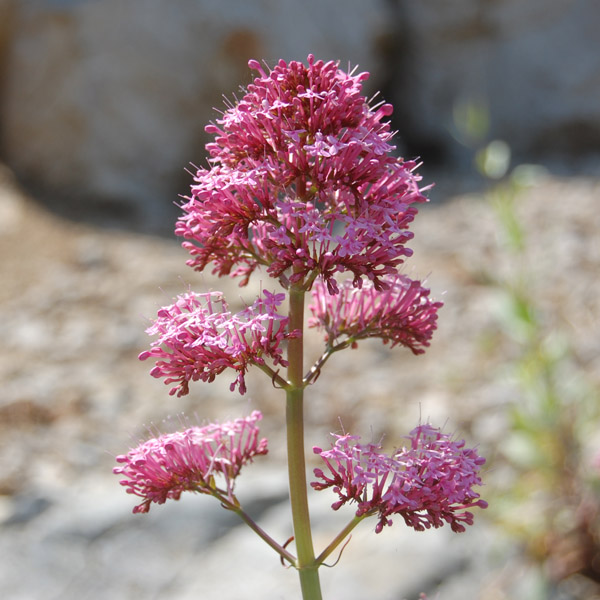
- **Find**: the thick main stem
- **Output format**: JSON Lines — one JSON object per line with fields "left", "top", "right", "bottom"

{"left": 287, "top": 285, "right": 323, "bottom": 600}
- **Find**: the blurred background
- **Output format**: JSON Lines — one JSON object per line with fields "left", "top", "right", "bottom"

{"left": 0, "top": 1, "right": 599, "bottom": 598}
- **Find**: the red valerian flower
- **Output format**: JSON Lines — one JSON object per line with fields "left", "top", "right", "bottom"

{"left": 312, "top": 424, "right": 487, "bottom": 533}
{"left": 139, "top": 290, "right": 298, "bottom": 397}
{"left": 176, "top": 55, "right": 429, "bottom": 292}
{"left": 114, "top": 411, "right": 268, "bottom": 514}
{"left": 307, "top": 274, "right": 442, "bottom": 354}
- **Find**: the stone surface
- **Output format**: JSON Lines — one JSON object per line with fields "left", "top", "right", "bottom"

{"left": 391, "top": 0, "right": 600, "bottom": 168}
{"left": 0, "top": 0, "right": 390, "bottom": 228}
{"left": 2, "top": 2, "right": 599, "bottom": 224}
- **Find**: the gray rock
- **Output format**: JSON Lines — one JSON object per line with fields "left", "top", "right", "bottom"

{"left": 391, "top": 0, "right": 600, "bottom": 168}
{"left": 0, "top": 0, "right": 390, "bottom": 227}
{"left": 2, "top": 493, "right": 52, "bottom": 526}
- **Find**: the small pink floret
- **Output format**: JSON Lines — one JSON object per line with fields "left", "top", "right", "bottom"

{"left": 312, "top": 424, "right": 487, "bottom": 533}
{"left": 114, "top": 411, "right": 268, "bottom": 513}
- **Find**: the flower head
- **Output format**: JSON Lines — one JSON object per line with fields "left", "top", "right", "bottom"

{"left": 308, "top": 274, "right": 442, "bottom": 354}
{"left": 139, "top": 290, "right": 297, "bottom": 397}
{"left": 312, "top": 424, "right": 487, "bottom": 533}
{"left": 114, "top": 411, "right": 268, "bottom": 513}
{"left": 176, "top": 55, "right": 428, "bottom": 291}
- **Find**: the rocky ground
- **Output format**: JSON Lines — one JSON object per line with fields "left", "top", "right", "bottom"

{"left": 0, "top": 162, "right": 599, "bottom": 599}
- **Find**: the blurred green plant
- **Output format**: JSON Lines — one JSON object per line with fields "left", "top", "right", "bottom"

{"left": 452, "top": 97, "right": 490, "bottom": 147}
{"left": 481, "top": 152, "right": 600, "bottom": 598}
{"left": 453, "top": 96, "right": 600, "bottom": 598}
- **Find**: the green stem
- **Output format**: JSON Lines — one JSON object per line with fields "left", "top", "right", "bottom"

{"left": 214, "top": 491, "right": 297, "bottom": 566}
{"left": 304, "top": 341, "right": 352, "bottom": 386}
{"left": 254, "top": 361, "right": 290, "bottom": 390}
{"left": 287, "top": 284, "right": 323, "bottom": 599}
{"left": 315, "top": 515, "right": 369, "bottom": 566}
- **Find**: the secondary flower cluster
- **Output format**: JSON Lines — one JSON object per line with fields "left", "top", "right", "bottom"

{"left": 312, "top": 424, "right": 487, "bottom": 533}
{"left": 308, "top": 274, "right": 442, "bottom": 355}
{"left": 114, "top": 411, "right": 268, "bottom": 514}
{"left": 139, "top": 290, "right": 296, "bottom": 396}
{"left": 176, "top": 55, "right": 428, "bottom": 292}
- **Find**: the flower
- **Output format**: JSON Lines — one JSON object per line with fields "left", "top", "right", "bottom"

{"left": 139, "top": 290, "right": 297, "bottom": 397}
{"left": 312, "top": 424, "right": 487, "bottom": 533}
{"left": 114, "top": 411, "right": 268, "bottom": 513}
{"left": 307, "top": 274, "right": 442, "bottom": 354}
{"left": 176, "top": 55, "right": 428, "bottom": 292}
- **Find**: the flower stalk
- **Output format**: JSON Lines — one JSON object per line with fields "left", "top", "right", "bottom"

{"left": 315, "top": 515, "right": 368, "bottom": 566}
{"left": 286, "top": 283, "right": 323, "bottom": 599}
{"left": 214, "top": 490, "right": 297, "bottom": 566}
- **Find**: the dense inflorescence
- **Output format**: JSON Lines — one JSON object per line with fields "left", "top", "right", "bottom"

{"left": 312, "top": 425, "right": 487, "bottom": 533}
{"left": 176, "top": 55, "right": 428, "bottom": 293}
{"left": 308, "top": 274, "right": 443, "bottom": 354}
{"left": 114, "top": 412, "right": 268, "bottom": 513}
{"left": 126, "top": 55, "right": 485, "bottom": 571}
{"left": 139, "top": 290, "right": 297, "bottom": 396}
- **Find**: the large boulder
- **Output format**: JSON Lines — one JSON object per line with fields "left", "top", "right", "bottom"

{"left": 390, "top": 0, "right": 600, "bottom": 168}
{"left": 0, "top": 0, "right": 391, "bottom": 228}
{"left": 1, "top": 0, "right": 598, "bottom": 227}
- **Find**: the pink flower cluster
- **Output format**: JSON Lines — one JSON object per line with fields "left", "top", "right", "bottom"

{"left": 308, "top": 274, "right": 442, "bottom": 354}
{"left": 176, "top": 55, "right": 428, "bottom": 292}
{"left": 114, "top": 411, "right": 268, "bottom": 514}
{"left": 139, "top": 290, "right": 296, "bottom": 396}
{"left": 312, "top": 425, "right": 487, "bottom": 533}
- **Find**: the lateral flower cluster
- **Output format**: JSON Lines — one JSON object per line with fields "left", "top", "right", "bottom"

{"left": 312, "top": 425, "right": 487, "bottom": 533}
{"left": 308, "top": 274, "right": 442, "bottom": 355}
{"left": 114, "top": 411, "right": 268, "bottom": 514}
{"left": 139, "top": 290, "right": 296, "bottom": 397}
{"left": 176, "top": 54, "right": 428, "bottom": 292}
